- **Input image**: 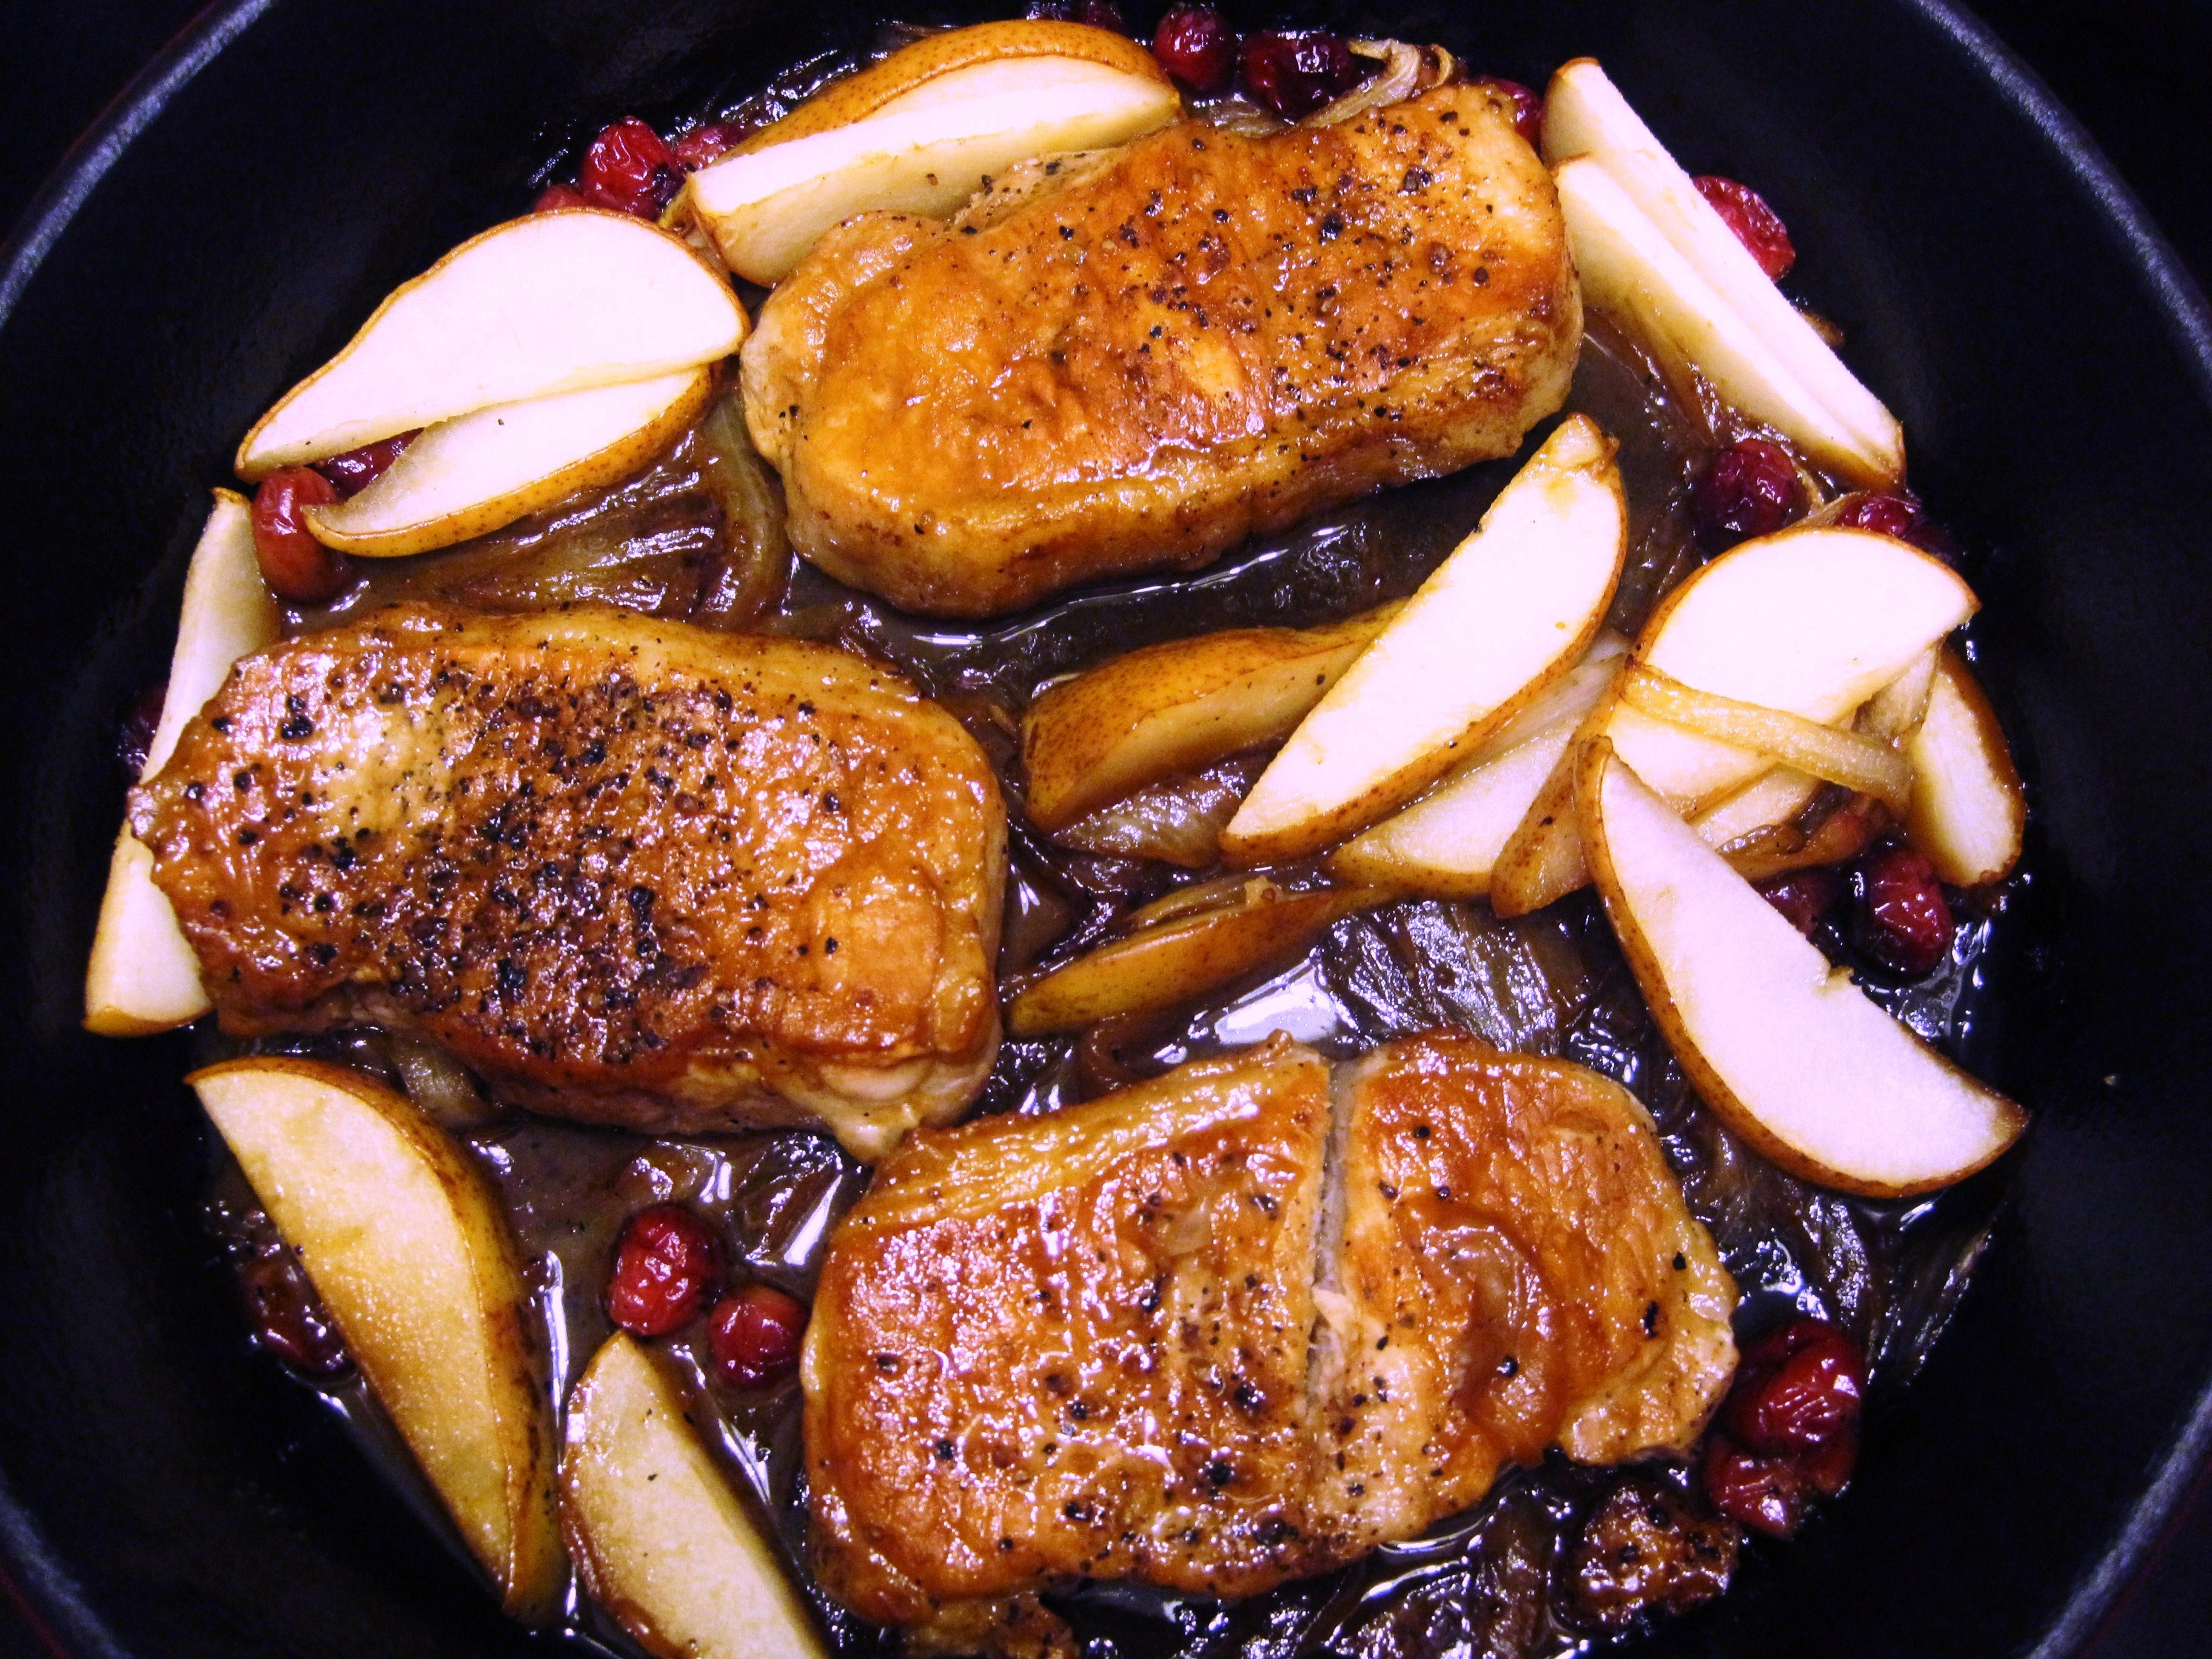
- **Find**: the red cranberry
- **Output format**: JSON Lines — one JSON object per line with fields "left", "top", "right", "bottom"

{"left": 1854, "top": 840, "right": 1955, "bottom": 975}
{"left": 1691, "top": 437, "right": 1803, "bottom": 547}
{"left": 1239, "top": 30, "right": 1363, "bottom": 120}
{"left": 1152, "top": 6, "right": 1238, "bottom": 94}
{"left": 1026, "top": 0, "right": 1126, "bottom": 30}
{"left": 532, "top": 182, "right": 590, "bottom": 213}
{"left": 578, "top": 118, "right": 684, "bottom": 220}
{"left": 310, "top": 432, "right": 415, "bottom": 498}
{"left": 1703, "top": 1433, "right": 1828, "bottom": 1538}
{"left": 1694, "top": 175, "right": 1796, "bottom": 281}
{"left": 671, "top": 121, "right": 748, "bottom": 171}
{"left": 250, "top": 468, "right": 350, "bottom": 604}
{"left": 606, "top": 1204, "right": 723, "bottom": 1336}
{"left": 1471, "top": 76, "right": 1543, "bottom": 149}
{"left": 1756, "top": 868, "right": 1843, "bottom": 937}
{"left": 1832, "top": 491, "right": 1959, "bottom": 563}
{"left": 1723, "top": 1319, "right": 1865, "bottom": 1453}
{"left": 240, "top": 1241, "right": 350, "bottom": 1376}
{"left": 708, "top": 1282, "right": 809, "bottom": 1386}
{"left": 117, "top": 681, "right": 166, "bottom": 780}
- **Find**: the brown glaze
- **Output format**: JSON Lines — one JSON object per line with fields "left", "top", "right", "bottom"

{"left": 743, "top": 83, "right": 1580, "bottom": 615}
{"left": 802, "top": 1032, "right": 1732, "bottom": 1641}
{"left": 135, "top": 604, "right": 1005, "bottom": 1158}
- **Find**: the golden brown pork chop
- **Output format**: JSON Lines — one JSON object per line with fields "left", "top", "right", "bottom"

{"left": 130, "top": 605, "right": 1004, "bottom": 1159}
{"left": 743, "top": 83, "right": 1581, "bottom": 616}
{"left": 804, "top": 1033, "right": 1734, "bottom": 1647}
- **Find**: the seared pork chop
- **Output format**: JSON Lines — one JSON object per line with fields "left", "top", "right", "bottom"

{"left": 805, "top": 1032, "right": 1734, "bottom": 1646}
{"left": 743, "top": 82, "right": 1580, "bottom": 616}
{"left": 130, "top": 605, "right": 1004, "bottom": 1159}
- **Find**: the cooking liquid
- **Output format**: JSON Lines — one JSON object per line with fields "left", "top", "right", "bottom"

{"left": 203, "top": 227, "right": 2034, "bottom": 1654}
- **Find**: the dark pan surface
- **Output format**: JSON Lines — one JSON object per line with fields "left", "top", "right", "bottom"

{"left": 4, "top": 2, "right": 2211, "bottom": 1655}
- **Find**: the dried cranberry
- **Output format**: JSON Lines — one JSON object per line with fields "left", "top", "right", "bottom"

{"left": 1471, "top": 76, "right": 1543, "bottom": 149}
{"left": 1854, "top": 840, "right": 1955, "bottom": 975}
{"left": 1152, "top": 6, "right": 1238, "bottom": 94}
{"left": 578, "top": 118, "right": 684, "bottom": 220}
{"left": 606, "top": 1203, "right": 723, "bottom": 1336}
{"left": 1691, "top": 437, "right": 1803, "bottom": 547}
{"left": 671, "top": 121, "right": 749, "bottom": 171}
{"left": 532, "top": 182, "right": 590, "bottom": 213}
{"left": 1239, "top": 30, "right": 1362, "bottom": 120}
{"left": 708, "top": 1282, "right": 809, "bottom": 1387}
{"left": 250, "top": 468, "right": 350, "bottom": 604}
{"left": 1832, "top": 491, "right": 1959, "bottom": 562}
{"left": 311, "top": 432, "right": 415, "bottom": 498}
{"left": 1723, "top": 1319, "right": 1865, "bottom": 1453}
{"left": 1025, "top": 0, "right": 1125, "bottom": 30}
{"left": 239, "top": 1239, "right": 350, "bottom": 1376}
{"left": 1756, "top": 867, "right": 1843, "bottom": 937}
{"left": 116, "top": 681, "right": 166, "bottom": 780}
{"left": 1694, "top": 175, "right": 1795, "bottom": 281}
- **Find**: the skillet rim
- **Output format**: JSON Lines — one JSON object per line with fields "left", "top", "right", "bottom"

{"left": 2, "top": 1, "right": 2210, "bottom": 1654}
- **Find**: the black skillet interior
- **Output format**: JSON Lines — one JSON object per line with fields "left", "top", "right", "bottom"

{"left": 4, "top": 1, "right": 2211, "bottom": 1654}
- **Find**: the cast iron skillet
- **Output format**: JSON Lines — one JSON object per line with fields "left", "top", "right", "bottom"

{"left": 4, "top": 1, "right": 2210, "bottom": 1654}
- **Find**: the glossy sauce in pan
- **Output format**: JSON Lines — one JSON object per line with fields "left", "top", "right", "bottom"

{"left": 199, "top": 193, "right": 2037, "bottom": 1657}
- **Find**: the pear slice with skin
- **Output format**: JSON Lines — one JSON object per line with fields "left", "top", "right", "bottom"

{"left": 238, "top": 210, "right": 745, "bottom": 478}
{"left": 306, "top": 367, "right": 713, "bottom": 557}
{"left": 688, "top": 56, "right": 1181, "bottom": 284}
{"left": 1329, "top": 632, "right": 1627, "bottom": 896}
{"left": 1221, "top": 415, "right": 1627, "bottom": 866}
{"left": 1906, "top": 647, "right": 2026, "bottom": 885}
{"left": 85, "top": 489, "right": 280, "bottom": 1035}
{"left": 1022, "top": 603, "right": 1403, "bottom": 833}
{"left": 563, "top": 1332, "right": 830, "bottom": 1659}
{"left": 190, "top": 1058, "right": 562, "bottom": 1614}
{"left": 1579, "top": 739, "right": 2025, "bottom": 1197}
{"left": 1543, "top": 60, "right": 1903, "bottom": 487}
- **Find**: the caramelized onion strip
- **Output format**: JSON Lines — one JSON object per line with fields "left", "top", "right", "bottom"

{"left": 1621, "top": 665, "right": 1914, "bottom": 814}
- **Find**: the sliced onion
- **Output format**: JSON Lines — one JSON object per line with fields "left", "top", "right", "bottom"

{"left": 1307, "top": 39, "right": 1450, "bottom": 128}
{"left": 1620, "top": 664, "right": 1914, "bottom": 813}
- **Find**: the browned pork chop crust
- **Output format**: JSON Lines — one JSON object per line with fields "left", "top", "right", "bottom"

{"left": 130, "top": 605, "right": 1005, "bottom": 1159}
{"left": 743, "top": 83, "right": 1581, "bottom": 616}
{"left": 803, "top": 1033, "right": 1734, "bottom": 1643}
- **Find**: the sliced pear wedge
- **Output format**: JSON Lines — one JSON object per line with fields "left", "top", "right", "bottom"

{"left": 563, "top": 1332, "right": 830, "bottom": 1659}
{"left": 1221, "top": 415, "right": 1627, "bottom": 866}
{"left": 1906, "top": 648, "right": 2025, "bottom": 885}
{"left": 306, "top": 367, "right": 713, "bottom": 557}
{"left": 1579, "top": 740, "right": 2025, "bottom": 1196}
{"left": 1543, "top": 60, "right": 1903, "bottom": 487}
{"left": 85, "top": 491, "right": 280, "bottom": 1036}
{"left": 1610, "top": 526, "right": 1976, "bottom": 814}
{"left": 689, "top": 36, "right": 1179, "bottom": 284}
{"left": 726, "top": 19, "right": 1172, "bottom": 152}
{"left": 1329, "top": 632, "right": 1626, "bottom": 896}
{"left": 238, "top": 210, "right": 745, "bottom": 477}
{"left": 1022, "top": 603, "right": 1401, "bottom": 832}
{"left": 189, "top": 1058, "right": 561, "bottom": 1614}
{"left": 1006, "top": 877, "right": 1376, "bottom": 1036}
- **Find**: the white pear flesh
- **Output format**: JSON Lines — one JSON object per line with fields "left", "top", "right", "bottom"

{"left": 237, "top": 210, "right": 746, "bottom": 477}
{"left": 1543, "top": 61, "right": 1903, "bottom": 488}
{"left": 1329, "top": 632, "right": 1626, "bottom": 896}
{"left": 1906, "top": 648, "right": 2025, "bottom": 885}
{"left": 190, "top": 1058, "right": 561, "bottom": 1613}
{"left": 306, "top": 367, "right": 712, "bottom": 557}
{"left": 1222, "top": 415, "right": 1627, "bottom": 865}
{"left": 85, "top": 490, "right": 280, "bottom": 1035}
{"left": 563, "top": 1333, "right": 829, "bottom": 1659}
{"left": 1580, "top": 742, "right": 2025, "bottom": 1196}
{"left": 689, "top": 59, "right": 1181, "bottom": 285}
{"left": 1608, "top": 526, "right": 1977, "bottom": 814}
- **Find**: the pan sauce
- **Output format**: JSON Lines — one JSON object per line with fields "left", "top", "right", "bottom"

{"left": 199, "top": 96, "right": 2036, "bottom": 1652}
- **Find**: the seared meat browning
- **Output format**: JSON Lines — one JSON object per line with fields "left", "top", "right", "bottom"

{"left": 805, "top": 1032, "right": 1734, "bottom": 1643}
{"left": 744, "top": 84, "right": 1581, "bottom": 615}
{"left": 132, "top": 605, "right": 1004, "bottom": 1158}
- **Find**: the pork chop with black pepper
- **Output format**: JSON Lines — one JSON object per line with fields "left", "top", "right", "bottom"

{"left": 803, "top": 1031, "right": 1735, "bottom": 1649}
{"left": 742, "top": 81, "right": 1581, "bottom": 615}
{"left": 130, "top": 604, "right": 1005, "bottom": 1159}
